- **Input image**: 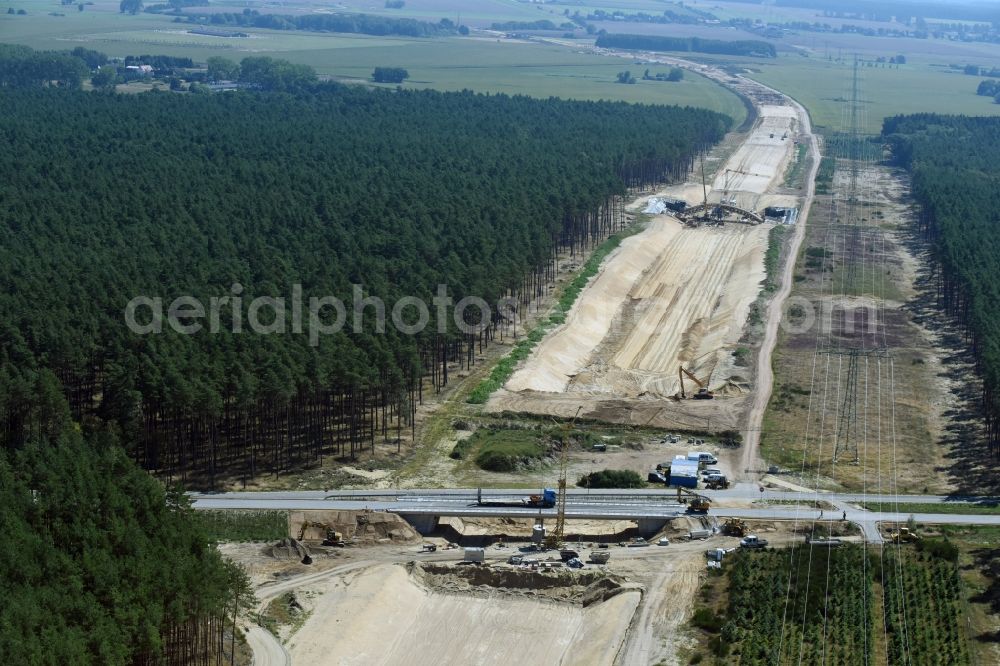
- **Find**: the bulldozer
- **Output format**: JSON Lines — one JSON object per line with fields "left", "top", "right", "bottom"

{"left": 722, "top": 518, "right": 748, "bottom": 537}
{"left": 677, "top": 487, "right": 711, "bottom": 513}
{"left": 678, "top": 366, "right": 714, "bottom": 400}
{"left": 886, "top": 526, "right": 921, "bottom": 543}
{"left": 297, "top": 521, "right": 347, "bottom": 547}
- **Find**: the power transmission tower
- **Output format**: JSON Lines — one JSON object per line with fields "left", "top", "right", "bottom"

{"left": 823, "top": 347, "right": 889, "bottom": 463}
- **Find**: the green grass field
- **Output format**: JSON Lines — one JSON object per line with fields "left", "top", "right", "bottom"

{"left": 748, "top": 53, "right": 1000, "bottom": 134}
{"left": 0, "top": 2, "right": 746, "bottom": 122}
{"left": 863, "top": 502, "right": 1000, "bottom": 515}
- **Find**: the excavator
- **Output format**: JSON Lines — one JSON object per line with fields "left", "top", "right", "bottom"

{"left": 297, "top": 521, "right": 347, "bottom": 547}
{"left": 677, "top": 487, "right": 712, "bottom": 514}
{"left": 678, "top": 366, "right": 714, "bottom": 400}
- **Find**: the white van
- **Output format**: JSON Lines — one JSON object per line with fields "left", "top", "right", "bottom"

{"left": 687, "top": 452, "right": 717, "bottom": 465}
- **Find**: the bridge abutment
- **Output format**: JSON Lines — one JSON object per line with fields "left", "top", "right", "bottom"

{"left": 636, "top": 517, "right": 670, "bottom": 537}
{"left": 403, "top": 514, "right": 439, "bottom": 536}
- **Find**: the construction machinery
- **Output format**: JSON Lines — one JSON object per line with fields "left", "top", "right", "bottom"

{"left": 296, "top": 521, "right": 346, "bottom": 547}
{"left": 887, "top": 526, "right": 921, "bottom": 543}
{"left": 677, "top": 487, "right": 712, "bottom": 513}
{"left": 544, "top": 406, "right": 583, "bottom": 549}
{"left": 705, "top": 475, "right": 730, "bottom": 490}
{"left": 722, "top": 518, "right": 748, "bottom": 537}
{"left": 589, "top": 551, "right": 611, "bottom": 564}
{"left": 678, "top": 366, "right": 714, "bottom": 400}
{"left": 721, "top": 168, "right": 767, "bottom": 204}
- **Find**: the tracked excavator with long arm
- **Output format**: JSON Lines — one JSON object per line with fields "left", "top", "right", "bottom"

{"left": 678, "top": 366, "right": 714, "bottom": 400}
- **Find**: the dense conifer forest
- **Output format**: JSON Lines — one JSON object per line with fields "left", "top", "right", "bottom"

{"left": 0, "top": 392, "right": 252, "bottom": 664}
{"left": 884, "top": 114, "right": 1000, "bottom": 452}
{"left": 0, "top": 70, "right": 729, "bottom": 485}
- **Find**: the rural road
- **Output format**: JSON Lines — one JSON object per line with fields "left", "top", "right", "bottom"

{"left": 741, "top": 91, "right": 820, "bottom": 480}
{"left": 246, "top": 560, "right": 377, "bottom": 666}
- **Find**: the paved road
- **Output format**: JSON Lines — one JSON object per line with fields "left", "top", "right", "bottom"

{"left": 191, "top": 487, "right": 1000, "bottom": 542}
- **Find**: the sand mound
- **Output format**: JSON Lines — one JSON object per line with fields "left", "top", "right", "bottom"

{"left": 289, "top": 510, "right": 421, "bottom": 544}
{"left": 266, "top": 538, "right": 310, "bottom": 561}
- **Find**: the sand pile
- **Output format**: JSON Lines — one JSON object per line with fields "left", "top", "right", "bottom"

{"left": 288, "top": 563, "right": 641, "bottom": 666}
{"left": 289, "top": 510, "right": 421, "bottom": 544}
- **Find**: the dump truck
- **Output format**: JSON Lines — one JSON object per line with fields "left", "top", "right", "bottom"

{"left": 476, "top": 488, "right": 557, "bottom": 508}
{"left": 589, "top": 551, "right": 611, "bottom": 564}
{"left": 740, "top": 535, "right": 769, "bottom": 549}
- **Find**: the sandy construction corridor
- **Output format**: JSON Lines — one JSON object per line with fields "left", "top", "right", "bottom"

{"left": 505, "top": 219, "right": 770, "bottom": 399}
{"left": 489, "top": 104, "right": 799, "bottom": 430}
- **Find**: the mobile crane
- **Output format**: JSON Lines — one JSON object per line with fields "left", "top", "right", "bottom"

{"left": 544, "top": 406, "right": 583, "bottom": 549}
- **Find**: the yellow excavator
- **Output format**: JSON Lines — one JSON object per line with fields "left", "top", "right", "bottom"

{"left": 677, "top": 487, "right": 712, "bottom": 513}
{"left": 678, "top": 366, "right": 714, "bottom": 400}
{"left": 297, "top": 521, "right": 346, "bottom": 547}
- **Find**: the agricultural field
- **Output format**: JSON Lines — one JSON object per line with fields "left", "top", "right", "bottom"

{"left": 748, "top": 54, "right": 1000, "bottom": 134}
{"left": 689, "top": 543, "right": 982, "bottom": 665}
{"left": 0, "top": 2, "right": 746, "bottom": 121}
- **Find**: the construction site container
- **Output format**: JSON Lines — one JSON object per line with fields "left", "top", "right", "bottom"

{"left": 464, "top": 548, "right": 485, "bottom": 563}
{"left": 532, "top": 524, "right": 545, "bottom": 544}
{"left": 669, "top": 458, "right": 700, "bottom": 488}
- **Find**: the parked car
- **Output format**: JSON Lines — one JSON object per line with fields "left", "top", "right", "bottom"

{"left": 648, "top": 471, "right": 667, "bottom": 483}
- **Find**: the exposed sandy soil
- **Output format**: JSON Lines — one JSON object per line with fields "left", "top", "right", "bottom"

{"left": 286, "top": 562, "right": 640, "bottom": 666}
{"left": 490, "top": 101, "right": 801, "bottom": 434}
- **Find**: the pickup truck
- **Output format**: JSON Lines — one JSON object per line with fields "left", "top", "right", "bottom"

{"left": 740, "top": 535, "right": 769, "bottom": 549}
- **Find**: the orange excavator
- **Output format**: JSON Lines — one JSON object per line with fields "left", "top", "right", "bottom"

{"left": 678, "top": 366, "right": 714, "bottom": 400}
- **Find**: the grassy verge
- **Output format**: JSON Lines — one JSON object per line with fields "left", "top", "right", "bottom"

{"left": 862, "top": 502, "right": 1000, "bottom": 515}
{"left": 814, "top": 155, "right": 835, "bottom": 194}
{"left": 762, "top": 224, "right": 788, "bottom": 293}
{"left": 452, "top": 428, "right": 549, "bottom": 472}
{"left": 199, "top": 510, "right": 288, "bottom": 542}
{"left": 260, "top": 592, "right": 311, "bottom": 638}
{"left": 467, "top": 221, "right": 643, "bottom": 404}
{"left": 782, "top": 142, "right": 808, "bottom": 188}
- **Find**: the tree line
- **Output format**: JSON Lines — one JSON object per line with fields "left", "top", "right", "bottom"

{"left": 185, "top": 10, "right": 459, "bottom": 37}
{"left": 884, "top": 113, "right": 1000, "bottom": 453}
{"left": 0, "top": 80, "right": 728, "bottom": 486}
{"left": 596, "top": 33, "right": 777, "bottom": 57}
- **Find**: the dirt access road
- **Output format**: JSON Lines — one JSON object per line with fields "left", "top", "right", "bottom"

{"left": 489, "top": 65, "right": 815, "bottom": 445}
